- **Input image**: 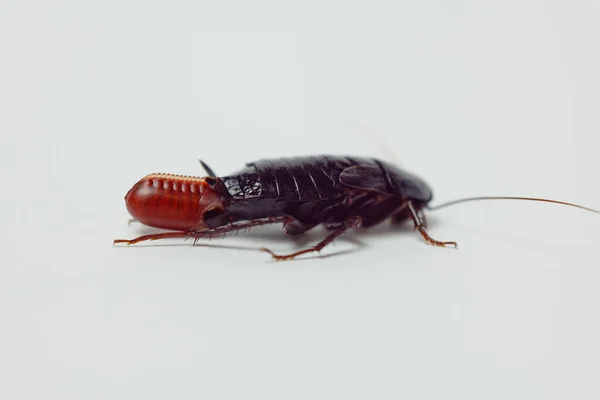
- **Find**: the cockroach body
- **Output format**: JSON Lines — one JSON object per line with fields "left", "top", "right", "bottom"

{"left": 116, "top": 156, "right": 454, "bottom": 260}
{"left": 115, "top": 155, "right": 600, "bottom": 260}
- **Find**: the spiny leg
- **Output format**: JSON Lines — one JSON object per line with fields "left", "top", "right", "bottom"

{"left": 407, "top": 201, "right": 458, "bottom": 249}
{"left": 113, "top": 216, "right": 289, "bottom": 246}
{"left": 262, "top": 216, "right": 361, "bottom": 261}
{"left": 190, "top": 216, "right": 290, "bottom": 241}
{"left": 114, "top": 231, "right": 190, "bottom": 245}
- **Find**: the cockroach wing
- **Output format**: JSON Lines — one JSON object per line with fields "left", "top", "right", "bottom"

{"left": 339, "top": 165, "right": 390, "bottom": 193}
{"left": 339, "top": 163, "right": 432, "bottom": 202}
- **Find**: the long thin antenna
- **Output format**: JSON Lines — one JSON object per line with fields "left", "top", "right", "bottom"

{"left": 427, "top": 196, "right": 600, "bottom": 214}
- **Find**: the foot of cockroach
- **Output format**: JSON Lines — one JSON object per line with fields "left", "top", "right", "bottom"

{"left": 412, "top": 223, "right": 458, "bottom": 248}
{"left": 261, "top": 216, "right": 361, "bottom": 261}
{"left": 113, "top": 231, "right": 190, "bottom": 246}
{"left": 260, "top": 247, "right": 319, "bottom": 261}
{"left": 417, "top": 229, "right": 459, "bottom": 249}
{"left": 407, "top": 200, "right": 458, "bottom": 249}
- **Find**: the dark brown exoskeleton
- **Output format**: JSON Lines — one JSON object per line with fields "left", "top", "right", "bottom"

{"left": 114, "top": 156, "right": 456, "bottom": 260}
{"left": 114, "top": 155, "right": 600, "bottom": 260}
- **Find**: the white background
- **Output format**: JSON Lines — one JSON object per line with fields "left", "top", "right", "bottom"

{"left": 2, "top": 1, "right": 600, "bottom": 399}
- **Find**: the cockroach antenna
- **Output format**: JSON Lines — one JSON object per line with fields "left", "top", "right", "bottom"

{"left": 427, "top": 196, "right": 600, "bottom": 214}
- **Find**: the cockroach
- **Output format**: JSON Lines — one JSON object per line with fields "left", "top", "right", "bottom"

{"left": 113, "top": 155, "right": 600, "bottom": 260}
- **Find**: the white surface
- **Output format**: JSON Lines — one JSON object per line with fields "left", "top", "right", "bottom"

{"left": 2, "top": 1, "right": 600, "bottom": 399}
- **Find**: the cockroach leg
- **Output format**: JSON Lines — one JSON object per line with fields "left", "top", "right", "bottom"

{"left": 114, "top": 216, "right": 290, "bottom": 246}
{"left": 190, "top": 216, "right": 289, "bottom": 240}
{"left": 418, "top": 210, "right": 428, "bottom": 228}
{"left": 262, "top": 216, "right": 361, "bottom": 261}
{"left": 407, "top": 201, "right": 458, "bottom": 249}
{"left": 114, "top": 231, "right": 190, "bottom": 245}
